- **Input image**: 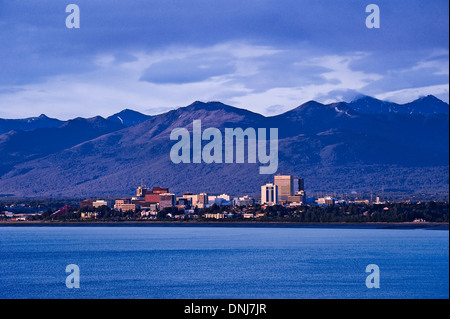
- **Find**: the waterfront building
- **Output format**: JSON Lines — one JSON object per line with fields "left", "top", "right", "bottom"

{"left": 81, "top": 212, "right": 100, "bottom": 219}
{"left": 205, "top": 213, "right": 225, "bottom": 219}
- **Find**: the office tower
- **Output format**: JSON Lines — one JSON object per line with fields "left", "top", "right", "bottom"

{"left": 297, "top": 178, "right": 304, "bottom": 191}
{"left": 274, "top": 174, "right": 294, "bottom": 202}
{"left": 159, "top": 193, "right": 176, "bottom": 210}
{"left": 292, "top": 177, "right": 305, "bottom": 193}
{"left": 261, "top": 183, "right": 278, "bottom": 205}
{"left": 136, "top": 186, "right": 148, "bottom": 197}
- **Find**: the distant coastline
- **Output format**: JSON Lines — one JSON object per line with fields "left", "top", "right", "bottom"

{"left": 0, "top": 220, "right": 448, "bottom": 230}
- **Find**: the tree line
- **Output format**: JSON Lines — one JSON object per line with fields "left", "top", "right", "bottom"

{"left": 1, "top": 201, "right": 448, "bottom": 223}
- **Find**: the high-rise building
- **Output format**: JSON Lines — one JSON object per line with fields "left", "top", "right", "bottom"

{"left": 261, "top": 183, "right": 278, "bottom": 205}
{"left": 159, "top": 193, "right": 176, "bottom": 210}
{"left": 294, "top": 178, "right": 304, "bottom": 192}
{"left": 136, "top": 186, "right": 148, "bottom": 197}
{"left": 274, "top": 174, "right": 294, "bottom": 202}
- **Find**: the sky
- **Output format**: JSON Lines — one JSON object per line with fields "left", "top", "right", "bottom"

{"left": 0, "top": 0, "right": 448, "bottom": 119}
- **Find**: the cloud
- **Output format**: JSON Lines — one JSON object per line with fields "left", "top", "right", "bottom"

{"left": 139, "top": 55, "right": 235, "bottom": 84}
{"left": 353, "top": 50, "right": 450, "bottom": 101}
{"left": 0, "top": 41, "right": 448, "bottom": 119}
{"left": 315, "top": 89, "right": 365, "bottom": 103}
{"left": 1, "top": 0, "right": 448, "bottom": 87}
{"left": 411, "top": 51, "right": 449, "bottom": 76}
{"left": 375, "top": 84, "right": 450, "bottom": 104}
{"left": 0, "top": 1, "right": 448, "bottom": 118}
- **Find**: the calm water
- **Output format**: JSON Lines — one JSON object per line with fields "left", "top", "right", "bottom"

{"left": 0, "top": 226, "right": 448, "bottom": 299}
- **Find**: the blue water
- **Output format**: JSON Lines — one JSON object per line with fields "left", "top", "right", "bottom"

{"left": 0, "top": 226, "right": 448, "bottom": 299}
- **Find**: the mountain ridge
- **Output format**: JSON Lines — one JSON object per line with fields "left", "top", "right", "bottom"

{"left": 0, "top": 95, "right": 448, "bottom": 199}
{"left": 1, "top": 95, "right": 448, "bottom": 128}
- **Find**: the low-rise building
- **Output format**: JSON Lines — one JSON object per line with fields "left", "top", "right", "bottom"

{"left": 114, "top": 199, "right": 138, "bottom": 212}
{"left": 80, "top": 199, "right": 95, "bottom": 209}
{"left": 81, "top": 212, "right": 100, "bottom": 219}
{"left": 317, "top": 197, "right": 335, "bottom": 206}
{"left": 205, "top": 213, "right": 225, "bottom": 219}
{"left": 288, "top": 190, "right": 306, "bottom": 205}
{"left": 93, "top": 200, "right": 112, "bottom": 208}
{"left": 217, "top": 194, "right": 231, "bottom": 201}
{"left": 233, "top": 195, "right": 255, "bottom": 207}
{"left": 184, "top": 193, "right": 208, "bottom": 209}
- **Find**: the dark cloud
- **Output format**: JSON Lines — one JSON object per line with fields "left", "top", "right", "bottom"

{"left": 0, "top": 0, "right": 448, "bottom": 117}
{"left": 361, "top": 67, "right": 448, "bottom": 95}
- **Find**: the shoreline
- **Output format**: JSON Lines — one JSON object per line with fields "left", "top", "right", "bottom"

{"left": 0, "top": 220, "right": 448, "bottom": 230}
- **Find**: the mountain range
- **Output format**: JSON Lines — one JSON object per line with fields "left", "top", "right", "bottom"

{"left": 0, "top": 95, "right": 448, "bottom": 200}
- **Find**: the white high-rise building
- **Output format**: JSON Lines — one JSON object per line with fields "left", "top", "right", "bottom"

{"left": 261, "top": 183, "right": 278, "bottom": 205}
